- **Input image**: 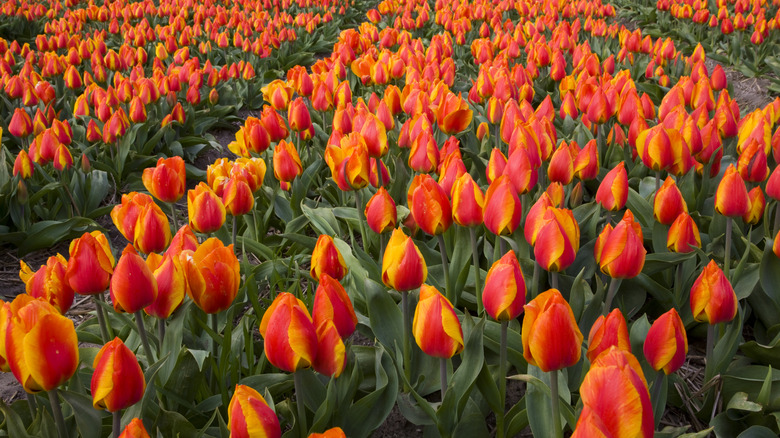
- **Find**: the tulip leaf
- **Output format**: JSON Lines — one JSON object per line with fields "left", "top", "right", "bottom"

{"left": 642, "top": 251, "right": 696, "bottom": 276}
{"left": 60, "top": 390, "right": 107, "bottom": 438}
{"left": 0, "top": 401, "right": 33, "bottom": 438}
{"left": 475, "top": 362, "right": 502, "bottom": 417}
{"left": 439, "top": 316, "right": 485, "bottom": 431}
{"left": 736, "top": 426, "right": 780, "bottom": 438}
{"left": 17, "top": 217, "right": 101, "bottom": 256}
{"left": 514, "top": 368, "right": 576, "bottom": 437}
{"left": 341, "top": 347, "right": 399, "bottom": 437}
{"left": 239, "top": 374, "right": 294, "bottom": 398}
{"left": 365, "top": 278, "right": 403, "bottom": 359}
{"left": 505, "top": 402, "right": 529, "bottom": 438}
{"left": 726, "top": 392, "right": 763, "bottom": 413}
{"left": 706, "top": 305, "right": 744, "bottom": 382}
{"left": 626, "top": 187, "right": 654, "bottom": 230}
{"left": 159, "top": 302, "right": 190, "bottom": 385}
{"left": 753, "top": 243, "right": 780, "bottom": 328}
{"left": 301, "top": 204, "right": 340, "bottom": 237}
{"left": 741, "top": 339, "right": 780, "bottom": 369}
{"left": 452, "top": 399, "right": 489, "bottom": 438}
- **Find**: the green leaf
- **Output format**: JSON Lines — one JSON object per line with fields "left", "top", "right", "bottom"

{"left": 438, "top": 316, "right": 485, "bottom": 432}
{"left": 301, "top": 204, "right": 340, "bottom": 237}
{"left": 60, "top": 390, "right": 107, "bottom": 438}
{"left": 365, "top": 279, "right": 403, "bottom": 355}
{"left": 341, "top": 346, "right": 399, "bottom": 437}
{"left": 737, "top": 426, "right": 780, "bottom": 438}
{"left": 626, "top": 187, "right": 654, "bottom": 229}
{"left": 754, "top": 243, "right": 780, "bottom": 328}
{"left": 0, "top": 401, "right": 33, "bottom": 438}
{"left": 17, "top": 218, "right": 101, "bottom": 256}
{"left": 154, "top": 409, "right": 198, "bottom": 438}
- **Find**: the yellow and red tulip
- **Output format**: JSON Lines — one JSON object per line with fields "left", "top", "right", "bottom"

{"left": 596, "top": 162, "right": 628, "bottom": 212}
{"left": 19, "top": 254, "right": 73, "bottom": 314}
{"left": 222, "top": 176, "right": 255, "bottom": 217}
{"left": 574, "top": 139, "right": 599, "bottom": 181}
{"left": 324, "top": 132, "right": 370, "bottom": 191}
{"left": 13, "top": 150, "right": 33, "bottom": 179}
{"left": 594, "top": 210, "right": 646, "bottom": 279}
{"left": 667, "top": 213, "right": 702, "bottom": 253}
{"left": 690, "top": 260, "right": 738, "bottom": 324}
{"left": 310, "top": 235, "right": 348, "bottom": 282}
{"left": 258, "top": 292, "right": 318, "bottom": 372}
{"left": 743, "top": 187, "right": 765, "bottom": 225}
{"left": 483, "top": 175, "right": 522, "bottom": 236}
{"left": 118, "top": 418, "right": 150, "bottom": 438}
{"left": 522, "top": 288, "right": 583, "bottom": 372}
{"left": 412, "top": 285, "right": 464, "bottom": 359}
{"left": 313, "top": 319, "right": 346, "bottom": 377}
{"left": 91, "top": 337, "right": 146, "bottom": 411}
{"left": 143, "top": 253, "right": 185, "bottom": 319}
{"left": 433, "top": 90, "right": 473, "bottom": 134}
{"left": 643, "top": 308, "right": 688, "bottom": 375}
{"left": 165, "top": 225, "right": 199, "bottom": 258}
{"left": 312, "top": 274, "right": 357, "bottom": 338}
{"left": 382, "top": 228, "right": 427, "bottom": 292}
{"left": 365, "top": 187, "right": 397, "bottom": 234}
{"left": 408, "top": 130, "right": 440, "bottom": 173}
{"left": 261, "top": 79, "right": 293, "bottom": 111}
{"left": 451, "top": 173, "right": 484, "bottom": 228}
{"left": 187, "top": 182, "right": 227, "bottom": 234}
{"left": 653, "top": 177, "right": 687, "bottom": 225}
{"left": 65, "top": 231, "right": 115, "bottom": 295}
{"left": 482, "top": 250, "right": 526, "bottom": 321}
{"left": 635, "top": 125, "right": 674, "bottom": 172}
{"left": 228, "top": 385, "right": 281, "bottom": 438}
{"left": 110, "top": 245, "right": 158, "bottom": 314}
{"left": 408, "top": 174, "right": 452, "bottom": 236}
{"left": 533, "top": 207, "right": 580, "bottom": 273}
{"left": 586, "top": 309, "right": 631, "bottom": 362}
{"left": 8, "top": 108, "right": 32, "bottom": 137}
{"left": 273, "top": 140, "right": 303, "bottom": 187}
{"left": 180, "top": 237, "right": 240, "bottom": 314}
{"left": 288, "top": 97, "right": 312, "bottom": 133}
{"left": 547, "top": 142, "right": 576, "bottom": 185}
{"left": 714, "top": 165, "right": 749, "bottom": 218}
{"left": 142, "top": 156, "right": 186, "bottom": 203}
{"left": 308, "top": 427, "right": 346, "bottom": 438}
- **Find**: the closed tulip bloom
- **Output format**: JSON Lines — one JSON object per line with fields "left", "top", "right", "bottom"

{"left": 504, "top": 148, "right": 538, "bottom": 195}
{"left": 413, "top": 285, "right": 464, "bottom": 359}
{"left": 767, "top": 166, "right": 780, "bottom": 201}
{"left": 522, "top": 289, "right": 583, "bottom": 372}
{"left": 483, "top": 175, "right": 522, "bottom": 236}
{"left": 408, "top": 174, "right": 452, "bottom": 236}
{"left": 134, "top": 199, "right": 172, "bottom": 255}
{"left": 8, "top": 108, "right": 32, "bottom": 137}
{"left": 635, "top": 126, "right": 674, "bottom": 172}
{"left": 574, "top": 139, "right": 599, "bottom": 181}
{"left": 643, "top": 308, "right": 688, "bottom": 375}
{"left": 743, "top": 186, "right": 765, "bottom": 225}
{"left": 310, "top": 235, "right": 348, "bottom": 282}
{"left": 92, "top": 337, "right": 146, "bottom": 411}
{"left": 309, "top": 428, "right": 346, "bottom": 438}
{"left": 52, "top": 144, "right": 73, "bottom": 171}
{"left": 524, "top": 193, "right": 562, "bottom": 246}
{"left": 165, "top": 225, "right": 199, "bottom": 258}
{"left": 714, "top": 165, "right": 750, "bottom": 218}
{"left": 408, "top": 130, "right": 440, "bottom": 173}
{"left": 188, "top": 182, "right": 226, "bottom": 234}
{"left": 595, "top": 210, "right": 646, "bottom": 279}
{"left": 142, "top": 156, "right": 186, "bottom": 203}
{"left": 572, "top": 347, "right": 653, "bottom": 438}
{"left": 690, "top": 260, "right": 737, "bottom": 324}
{"left": 596, "top": 162, "right": 628, "bottom": 211}
{"left": 312, "top": 274, "right": 357, "bottom": 338}
{"left": 222, "top": 176, "right": 255, "bottom": 216}
{"left": 19, "top": 254, "right": 74, "bottom": 314}
{"left": 482, "top": 250, "right": 526, "bottom": 321}
{"left": 486, "top": 148, "right": 507, "bottom": 184}
{"left": 534, "top": 208, "right": 580, "bottom": 273}
{"left": 313, "top": 319, "right": 346, "bottom": 378}
{"left": 360, "top": 113, "right": 389, "bottom": 158}
{"left": 110, "top": 245, "right": 157, "bottom": 314}
{"left": 13, "top": 150, "right": 34, "bottom": 179}
{"left": 667, "top": 213, "right": 701, "bottom": 253}
{"left": 111, "top": 192, "right": 150, "bottom": 243}
{"left": 737, "top": 139, "right": 769, "bottom": 183}
{"left": 382, "top": 228, "right": 427, "bottom": 291}
{"left": 434, "top": 91, "right": 473, "bottom": 134}
{"left": 548, "top": 142, "right": 575, "bottom": 185}
{"left": 261, "top": 79, "right": 293, "bottom": 111}
{"left": 259, "top": 292, "right": 318, "bottom": 372}
{"left": 288, "top": 97, "right": 312, "bottom": 133}
{"left": 228, "top": 385, "right": 281, "bottom": 438}
{"left": 273, "top": 140, "right": 303, "bottom": 184}
{"left": 65, "top": 231, "right": 115, "bottom": 295}
{"left": 118, "top": 418, "right": 150, "bottom": 438}
{"left": 587, "top": 309, "right": 631, "bottom": 362}
{"left": 5, "top": 295, "right": 78, "bottom": 392}
{"left": 144, "top": 253, "right": 185, "bottom": 319}
{"left": 365, "top": 187, "right": 397, "bottom": 234}
{"left": 653, "top": 177, "right": 687, "bottom": 225}
{"left": 451, "top": 173, "right": 484, "bottom": 227}
{"left": 324, "top": 132, "right": 370, "bottom": 191}
{"left": 180, "top": 238, "right": 240, "bottom": 314}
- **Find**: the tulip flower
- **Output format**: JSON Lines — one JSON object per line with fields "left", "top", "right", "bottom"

{"left": 310, "top": 235, "right": 348, "bottom": 282}
{"left": 19, "top": 254, "right": 74, "bottom": 314}
{"left": 259, "top": 292, "right": 318, "bottom": 373}
{"left": 187, "top": 182, "right": 227, "bottom": 234}
{"left": 118, "top": 418, "right": 150, "bottom": 438}
{"left": 433, "top": 91, "right": 473, "bottom": 134}
{"left": 288, "top": 97, "right": 312, "bottom": 133}
{"left": 587, "top": 309, "right": 631, "bottom": 362}
{"left": 595, "top": 210, "right": 646, "bottom": 314}
{"left": 408, "top": 174, "right": 452, "bottom": 236}
{"left": 261, "top": 79, "right": 293, "bottom": 111}
{"left": 110, "top": 245, "right": 157, "bottom": 314}
{"left": 309, "top": 428, "right": 346, "bottom": 438}
{"left": 228, "top": 385, "right": 281, "bottom": 438}
{"left": 572, "top": 347, "right": 653, "bottom": 438}
{"left": 483, "top": 174, "right": 522, "bottom": 240}
{"left": 743, "top": 187, "right": 765, "bottom": 225}
{"left": 690, "top": 260, "right": 737, "bottom": 325}
{"left": 482, "top": 250, "right": 526, "bottom": 321}
{"left": 312, "top": 274, "right": 357, "bottom": 338}
{"left": 574, "top": 139, "right": 599, "bottom": 181}
{"left": 179, "top": 237, "right": 239, "bottom": 316}
{"left": 222, "top": 176, "right": 255, "bottom": 217}
{"left": 365, "top": 187, "right": 397, "bottom": 234}
{"left": 643, "top": 308, "right": 687, "bottom": 375}
{"left": 408, "top": 130, "right": 440, "bottom": 173}
{"left": 533, "top": 207, "right": 580, "bottom": 275}
{"left": 653, "top": 177, "right": 687, "bottom": 225}
{"left": 715, "top": 164, "right": 749, "bottom": 278}
{"left": 382, "top": 228, "right": 427, "bottom": 292}
{"left": 112, "top": 192, "right": 172, "bottom": 254}
{"left": 451, "top": 173, "right": 484, "bottom": 228}
{"left": 596, "top": 162, "right": 628, "bottom": 213}
{"left": 667, "top": 213, "right": 701, "bottom": 253}
{"left": 324, "top": 132, "right": 370, "bottom": 191}
{"left": 313, "top": 319, "right": 346, "bottom": 378}
{"left": 92, "top": 338, "right": 146, "bottom": 412}
{"left": 13, "top": 150, "right": 33, "bottom": 179}
{"left": 65, "top": 231, "right": 115, "bottom": 295}
{"left": 273, "top": 140, "right": 303, "bottom": 188}
{"left": 8, "top": 108, "right": 32, "bottom": 138}
{"left": 142, "top": 156, "right": 186, "bottom": 204}
{"left": 143, "top": 252, "right": 185, "bottom": 324}
{"left": 165, "top": 225, "right": 199, "bottom": 258}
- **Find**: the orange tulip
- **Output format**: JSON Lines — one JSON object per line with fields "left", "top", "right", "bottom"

{"left": 574, "top": 139, "right": 599, "bottom": 181}
{"left": 643, "top": 308, "right": 688, "bottom": 375}
{"left": 65, "top": 231, "right": 115, "bottom": 295}
{"left": 288, "top": 97, "right": 312, "bottom": 133}
{"left": 180, "top": 237, "right": 240, "bottom": 314}
{"left": 229, "top": 117, "right": 271, "bottom": 156}
{"left": 324, "top": 132, "right": 370, "bottom": 191}
{"left": 653, "top": 177, "right": 687, "bottom": 225}
{"left": 228, "top": 385, "right": 281, "bottom": 438}
{"left": 5, "top": 295, "right": 78, "bottom": 392}
{"left": 19, "top": 254, "right": 74, "bottom": 314}
{"left": 667, "top": 213, "right": 701, "bottom": 253}
{"left": 308, "top": 427, "right": 346, "bottom": 438}
{"left": 313, "top": 319, "right": 346, "bottom": 377}
{"left": 451, "top": 173, "right": 484, "bottom": 228}
{"left": 187, "top": 182, "right": 226, "bottom": 234}
{"left": 522, "top": 289, "right": 583, "bottom": 372}
{"left": 273, "top": 140, "right": 303, "bottom": 185}
{"left": 524, "top": 192, "right": 561, "bottom": 246}
{"left": 8, "top": 108, "right": 32, "bottom": 137}
{"left": 737, "top": 139, "right": 768, "bottom": 183}
{"left": 408, "top": 130, "right": 440, "bottom": 173}
{"left": 310, "top": 235, "right": 348, "bottom": 282}
{"left": 413, "top": 285, "right": 464, "bottom": 359}
{"left": 382, "top": 228, "right": 427, "bottom": 292}
{"left": 359, "top": 112, "right": 389, "bottom": 158}
{"left": 434, "top": 90, "right": 473, "bottom": 134}
{"left": 547, "top": 142, "right": 575, "bottom": 185}
{"left": 586, "top": 309, "right": 631, "bottom": 362}
{"left": 143, "top": 253, "right": 185, "bottom": 319}
{"left": 743, "top": 187, "right": 765, "bottom": 225}
{"left": 408, "top": 174, "right": 452, "bottom": 236}
{"left": 222, "top": 176, "right": 255, "bottom": 216}
{"left": 261, "top": 79, "right": 293, "bottom": 111}
{"left": 714, "top": 165, "right": 749, "bottom": 218}
{"left": 482, "top": 250, "right": 526, "bottom": 321}
{"left": 635, "top": 125, "right": 674, "bottom": 172}
{"left": 596, "top": 162, "right": 628, "bottom": 212}
{"left": 483, "top": 175, "right": 522, "bottom": 236}
{"left": 118, "top": 418, "right": 150, "bottom": 438}
{"left": 533, "top": 208, "right": 580, "bottom": 273}
{"left": 594, "top": 210, "right": 646, "bottom": 279}
{"left": 258, "top": 292, "right": 318, "bottom": 372}
{"left": 486, "top": 148, "right": 507, "bottom": 184}
{"left": 365, "top": 187, "right": 397, "bottom": 234}
{"left": 312, "top": 274, "right": 357, "bottom": 338}
{"left": 690, "top": 260, "right": 737, "bottom": 324}
{"left": 110, "top": 245, "right": 158, "bottom": 314}
{"left": 165, "top": 225, "right": 199, "bottom": 258}
{"left": 142, "top": 156, "right": 186, "bottom": 203}
{"left": 13, "top": 150, "right": 34, "bottom": 179}
{"left": 91, "top": 337, "right": 146, "bottom": 411}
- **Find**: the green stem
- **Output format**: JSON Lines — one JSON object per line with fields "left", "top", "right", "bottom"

{"left": 470, "top": 227, "right": 483, "bottom": 315}
{"left": 550, "top": 369, "right": 562, "bottom": 438}
{"left": 440, "top": 358, "right": 448, "bottom": 401}
{"left": 437, "top": 234, "right": 452, "bottom": 304}
{"left": 294, "top": 371, "right": 308, "bottom": 438}
{"left": 232, "top": 215, "right": 238, "bottom": 250}
{"left": 27, "top": 392, "right": 37, "bottom": 418}
{"left": 211, "top": 313, "right": 220, "bottom": 361}
{"left": 93, "top": 295, "right": 110, "bottom": 343}
{"left": 379, "top": 232, "right": 386, "bottom": 267}
{"left": 674, "top": 264, "right": 684, "bottom": 308}
{"left": 402, "top": 290, "right": 411, "bottom": 389}
{"left": 655, "top": 170, "right": 661, "bottom": 192}
{"left": 603, "top": 277, "right": 622, "bottom": 316}
{"left": 652, "top": 371, "right": 665, "bottom": 406}
{"left": 531, "top": 261, "right": 540, "bottom": 299}
{"left": 157, "top": 318, "right": 165, "bottom": 354}
{"left": 724, "top": 217, "right": 732, "bottom": 280}
{"left": 774, "top": 202, "right": 780, "bottom": 236}
{"left": 113, "top": 410, "right": 121, "bottom": 438}
{"left": 48, "top": 389, "right": 67, "bottom": 438}
{"left": 169, "top": 202, "right": 179, "bottom": 232}
{"left": 355, "top": 189, "right": 369, "bottom": 255}
{"left": 377, "top": 159, "right": 385, "bottom": 187}
{"left": 499, "top": 235, "right": 507, "bottom": 256}
{"left": 706, "top": 323, "right": 715, "bottom": 365}
{"left": 551, "top": 271, "right": 559, "bottom": 290}
{"left": 61, "top": 178, "right": 82, "bottom": 217}
{"left": 497, "top": 321, "right": 508, "bottom": 438}
{"left": 134, "top": 311, "right": 155, "bottom": 363}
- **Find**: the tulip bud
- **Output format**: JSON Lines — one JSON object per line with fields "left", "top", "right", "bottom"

{"left": 596, "top": 162, "right": 628, "bottom": 212}
{"left": 65, "top": 231, "right": 115, "bottom": 295}
{"left": 522, "top": 289, "right": 583, "bottom": 372}
{"left": 13, "top": 150, "right": 34, "bottom": 179}
{"left": 288, "top": 97, "right": 312, "bottom": 133}
{"left": 273, "top": 140, "right": 303, "bottom": 185}
{"left": 259, "top": 292, "right": 318, "bottom": 372}
{"left": 310, "top": 235, "right": 348, "bottom": 282}
{"left": 92, "top": 337, "right": 146, "bottom": 411}
{"left": 482, "top": 250, "right": 526, "bottom": 321}
{"left": 714, "top": 165, "right": 749, "bottom": 218}
{"left": 110, "top": 245, "right": 158, "bottom": 314}
{"left": 142, "top": 156, "right": 186, "bottom": 203}
{"left": 408, "top": 174, "right": 452, "bottom": 236}
{"left": 118, "top": 418, "right": 150, "bottom": 438}
{"left": 643, "top": 308, "right": 688, "bottom": 375}
{"left": 451, "top": 173, "right": 484, "bottom": 228}
{"left": 222, "top": 176, "right": 255, "bottom": 216}
{"left": 309, "top": 428, "right": 346, "bottom": 438}
{"left": 143, "top": 253, "right": 185, "bottom": 319}
{"left": 653, "top": 177, "right": 687, "bottom": 225}
{"left": 574, "top": 139, "right": 599, "bottom": 181}
{"left": 312, "top": 274, "right": 357, "bottom": 338}
{"left": 365, "top": 187, "right": 397, "bottom": 234}
{"left": 382, "top": 228, "right": 427, "bottom": 291}
{"left": 228, "top": 385, "right": 282, "bottom": 438}
{"left": 180, "top": 238, "right": 240, "bottom": 314}
{"left": 690, "top": 260, "right": 737, "bottom": 324}
{"left": 594, "top": 210, "right": 646, "bottom": 279}
{"left": 533, "top": 207, "right": 580, "bottom": 273}
{"left": 187, "top": 182, "right": 226, "bottom": 234}
{"left": 483, "top": 175, "right": 522, "bottom": 236}
{"left": 742, "top": 186, "right": 765, "bottom": 225}
{"left": 667, "top": 213, "right": 701, "bottom": 253}
{"left": 586, "top": 309, "right": 631, "bottom": 362}
{"left": 313, "top": 319, "right": 346, "bottom": 377}
{"left": 8, "top": 108, "right": 32, "bottom": 137}
{"left": 413, "top": 285, "right": 464, "bottom": 358}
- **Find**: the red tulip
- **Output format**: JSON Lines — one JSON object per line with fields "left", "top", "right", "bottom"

{"left": 586, "top": 309, "right": 631, "bottom": 362}
{"left": 690, "top": 260, "right": 737, "bottom": 324}
{"left": 92, "top": 337, "right": 146, "bottom": 411}
{"left": 110, "top": 245, "right": 158, "bottom": 314}
{"left": 522, "top": 289, "right": 583, "bottom": 372}
{"left": 142, "top": 156, "right": 186, "bottom": 203}
{"left": 310, "top": 235, "right": 348, "bottom": 282}
{"left": 258, "top": 292, "right": 318, "bottom": 372}
{"left": 180, "top": 238, "right": 240, "bottom": 314}
{"left": 533, "top": 208, "right": 580, "bottom": 273}
{"left": 482, "top": 250, "right": 526, "bottom": 321}
{"left": 228, "top": 385, "right": 281, "bottom": 438}
{"left": 643, "top": 308, "right": 688, "bottom": 375}
{"left": 714, "top": 165, "right": 749, "bottom": 218}
{"left": 596, "top": 162, "right": 628, "bottom": 212}
{"left": 408, "top": 174, "right": 452, "bottom": 236}
{"left": 382, "top": 228, "right": 427, "bottom": 292}
{"left": 594, "top": 210, "right": 646, "bottom": 279}
{"left": 413, "top": 285, "right": 464, "bottom": 359}
{"left": 65, "top": 231, "right": 115, "bottom": 295}
{"left": 19, "top": 254, "right": 74, "bottom": 314}
{"left": 312, "top": 274, "right": 357, "bottom": 338}
{"left": 667, "top": 213, "right": 701, "bottom": 253}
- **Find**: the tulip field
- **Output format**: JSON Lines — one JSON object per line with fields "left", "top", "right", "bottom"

{"left": 3, "top": 0, "right": 780, "bottom": 435}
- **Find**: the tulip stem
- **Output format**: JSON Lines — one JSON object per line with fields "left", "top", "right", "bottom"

{"left": 355, "top": 190, "right": 369, "bottom": 255}
{"left": 655, "top": 171, "right": 661, "bottom": 192}
{"left": 26, "top": 392, "right": 37, "bottom": 418}
{"left": 169, "top": 202, "right": 179, "bottom": 232}
{"left": 497, "top": 320, "right": 508, "bottom": 438}
{"left": 724, "top": 217, "right": 733, "bottom": 280}
{"left": 377, "top": 160, "right": 385, "bottom": 187}
{"left": 158, "top": 319, "right": 166, "bottom": 352}
{"left": 48, "top": 389, "right": 67, "bottom": 438}
{"left": 134, "top": 311, "right": 155, "bottom": 364}
{"left": 402, "top": 290, "right": 412, "bottom": 389}
{"left": 437, "top": 234, "right": 453, "bottom": 304}
{"left": 232, "top": 215, "right": 238, "bottom": 249}
{"left": 706, "top": 323, "right": 716, "bottom": 365}
{"left": 294, "top": 371, "right": 308, "bottom": 438}
{"left": 774, "top": 202, "right": 780, "bottom": 236}
{"left": 551, "top": 271, "right": 559, "bottom": 290}
{"left": 440, "top": 358, "right": 448, "bottom": 401}
{"left": 550, "top": 369, "right": 563, "bottom": 438}
{"left": 499, "top": 236, "right": 507, "bottom": 256}
{"left": 61, "top": 178, "right": 82, "bottom": 217}
{"left": 113, "top": 410, "right": 121, "bottom": 438}
{"left": 470, "top": 228, "right": 483, "bottom": 315}
{"left": 211, "top": 313, "right": 220, "bottom": 362}
{"left": 531, "top": 261, "right": 540, "bottom": 299}
{"left": 379, "top": 233, "right": 386, "bottom": 267}
{"left": 603, "top": 277, "right": 622, "bottom": 316}
{"left": 93, "top": 295, "right": 110, "bottom": 343}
